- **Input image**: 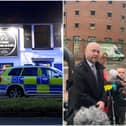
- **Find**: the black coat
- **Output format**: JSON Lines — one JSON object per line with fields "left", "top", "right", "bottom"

{"left": 69, "top": 58, "right": 106, "bottom": 111}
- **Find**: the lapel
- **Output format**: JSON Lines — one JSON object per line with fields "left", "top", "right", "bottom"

{"left": 82, "top": 59, "right": 103, "bottom": 98}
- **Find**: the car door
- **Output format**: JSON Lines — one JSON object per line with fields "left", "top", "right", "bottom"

{"left": 20, "top": 67, "right": 38, "bottom": 94}
{"left": 5, "top": 68, "right": 22, "bottom": 85}
{"left": 47, "top": 68, "right": 62, "bottom": 95}
{"left": 37, "top": 68, "right": 50, "bottom": 94}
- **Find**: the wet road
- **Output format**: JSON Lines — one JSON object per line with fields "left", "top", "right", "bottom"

{"left": 0, "top": 117, "right": 62, "bottom": 125}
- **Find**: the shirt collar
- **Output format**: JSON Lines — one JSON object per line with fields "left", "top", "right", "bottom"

{"left": 86, "top": 59, "right": 95, "bottom": 68}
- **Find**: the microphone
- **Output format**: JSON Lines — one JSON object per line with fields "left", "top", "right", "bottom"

{"left": 104, "top": 83, "right": 117, "bottom": 91}
{"left": 109, "top": 69, "right": 124, "bottom": 81}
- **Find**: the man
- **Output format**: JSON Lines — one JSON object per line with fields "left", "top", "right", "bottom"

{"left": 70, "top": 42, "right": 106, "bottom": 116}
{"left": 117, "top": 67, "right": 126, "bottom": 85}
{"left": 114, "top": 67, "right": 126, "bottom": 124}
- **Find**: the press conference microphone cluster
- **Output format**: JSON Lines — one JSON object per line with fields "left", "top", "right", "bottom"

{"left": 104, "top": 69, "right": 126, "bottom": 92}
{"left": 104, "top": 69, "right": 120, "bottom": 92}
{"left": 109, "top": 69, "right": 126, "bottom": 82}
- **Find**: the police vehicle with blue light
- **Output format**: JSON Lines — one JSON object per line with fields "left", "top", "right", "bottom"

{"left": 0, "top": 66, "right": 62, "bottom": 98}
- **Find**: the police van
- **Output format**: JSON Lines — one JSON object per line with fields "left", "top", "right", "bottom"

{"left": 100, "top": 43, "right": 125, "bottom": 61}
{"left": 0, "top": 66, "right": 62, "bottom": 98}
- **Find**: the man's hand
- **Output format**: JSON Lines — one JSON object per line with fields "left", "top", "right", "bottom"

{"left": 96, "top": 101, "right": 105, "bottom": 111}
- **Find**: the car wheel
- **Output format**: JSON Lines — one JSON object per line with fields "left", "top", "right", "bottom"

{"left": 7, "top": 86, "right": 24, "bottom": 98}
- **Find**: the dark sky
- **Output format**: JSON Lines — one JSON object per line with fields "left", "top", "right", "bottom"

{"left": 0, "top": 1, "right": 63, "bottom": 23}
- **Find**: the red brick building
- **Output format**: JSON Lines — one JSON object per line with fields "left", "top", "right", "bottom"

{"left": 64, "top": 1, "right": 126, "bottom": 59}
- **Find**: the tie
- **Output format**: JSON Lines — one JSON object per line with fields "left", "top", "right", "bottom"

{"left": 91, "top": 64, "right": 98, "bottom": 81}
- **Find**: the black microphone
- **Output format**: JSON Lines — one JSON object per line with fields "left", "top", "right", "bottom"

{"left": 116, "top": 75, "right": 125, "bottom": 81}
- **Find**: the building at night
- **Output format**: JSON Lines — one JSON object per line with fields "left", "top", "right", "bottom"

{"left": 64, "top": 1, "right": 126, "bottom": 59}
{"left": 0, "top": 1, "right": 63, "bottom": 70}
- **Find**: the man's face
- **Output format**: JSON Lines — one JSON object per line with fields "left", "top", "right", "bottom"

{"left": 117, "top": 68, "right": 125, "bottom": 79}
{"left": 86, "top": 44, "right": 100, "bottom": 63}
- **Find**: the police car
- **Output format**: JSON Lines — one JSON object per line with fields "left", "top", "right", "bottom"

{"left": 0, "top": 66, "right": 62, "bottom": 98}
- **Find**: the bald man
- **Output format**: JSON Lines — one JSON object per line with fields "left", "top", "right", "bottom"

{"left": 69, "top": 42, "right": 106, "bottom": 116}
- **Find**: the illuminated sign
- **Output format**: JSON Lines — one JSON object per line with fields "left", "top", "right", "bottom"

{"left": 0, "top": 28, "right": 18, "bottom": 56}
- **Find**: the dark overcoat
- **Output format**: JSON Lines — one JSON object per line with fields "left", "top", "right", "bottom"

{"left": 69, "top": 58, "right": 106, "bottom": 110}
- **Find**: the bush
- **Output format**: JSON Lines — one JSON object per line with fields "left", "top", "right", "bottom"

{"left": 0, "top": 97, "right": 62, "bottom": 117}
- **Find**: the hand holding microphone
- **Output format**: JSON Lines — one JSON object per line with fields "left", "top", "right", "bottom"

{"left": 104, "top": 69, "right": 119, "bottom": 92}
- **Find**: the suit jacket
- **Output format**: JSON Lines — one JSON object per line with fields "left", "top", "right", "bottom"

{"left": 70, "top": 58, "right": 106, "bottom": 110}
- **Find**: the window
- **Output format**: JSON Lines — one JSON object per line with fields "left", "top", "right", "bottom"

{"left": 64, "top": 12, "right": 66, "bottom": 16}
{"left": 120, "top": 27, "right": 125, "bottom": 32}
{"left": 42, "top": 68, "right": 61, "bottom": 78}
{"left": 118, "top": 39, "right": 124, "bottom": 42}
{"left": 41, "top": 68, "right": 49, "bottom": 76}
{"left": 73, "top": 36, "right": 80, "bottom": 56}
{"left": 107, "top": 12, "right": 112, "bottom": 17}
{"left": 91, "top": 0, "right": 96, "bottom": 2}
{"left": 75, "top": 0, "right": 80, "bottom": 2}
{"left": 106, "top": 25, "right": 112, "bottom": 30}
{"left": 34, "top": 25, "right": 51, "bottom": 49}
{"left": 122, "top": 3, "right": 126, "bottom": 8}
{"left": 64, "top": 24, "right": 66, "bottom": 28}
{"left": 90, "top": 10, "right": 96, "bottom": 16}
{"left": 90, "top": 23, "right": 96, "bottom": 29}
{"left": 75, "top": 10, "right": 80, "bottom": 15}
{"left": 21, "top": 68, "right": 38, "bottom": 76}
{"left": 8, "top": 68, "right": 22, "bottom": 76}
{"left": 87, "top": 36, "right": 96, "bottom": 42}
{"left": 104, "top": 37, "right": 112, "bottom": 42}
{"left": 121, "top": 15, "right": 125, "bottom": 20}
{"left": 24, "top": 25, "right": 32, "bottom": 48}
{"left": 73, "top": 36, "right": 80, "bottom": 43}
{"left": 75, "top": 23, "right": 80, "bottom": 28}
{"left": 108, "top": 1, "right": 112, "bottom": 4}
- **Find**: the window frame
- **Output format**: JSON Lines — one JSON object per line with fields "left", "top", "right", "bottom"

{"left": 106, "top": 24, "right": 112, "bottom": 30}
{"left": 74, "top": 23, "right": 80, "bottom": 28}
{"left": 90, "top": 10, "right": 96, "bottom": 16}
{"left": 89, "top": 23, "right": 96, "bottom": 29}
{"left": 75, "top": 9, "right": 80, "bottom": 16}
